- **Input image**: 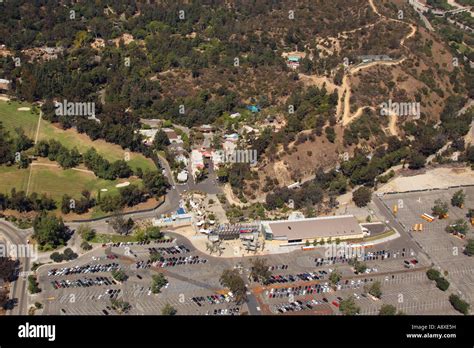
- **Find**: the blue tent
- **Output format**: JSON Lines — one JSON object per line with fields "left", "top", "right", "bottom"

{"left": 247, "top": 105, "right": 261, "bottom": 113}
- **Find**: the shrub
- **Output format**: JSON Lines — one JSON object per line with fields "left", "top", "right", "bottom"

{"left": 435, "top": 277, "right": 450, "bottom": 291}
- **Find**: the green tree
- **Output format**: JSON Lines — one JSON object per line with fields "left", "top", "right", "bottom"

{"left": 349, "top": 259, "right": 367, "bottom": 274}
{"left": 435, "top": 277, "right": 450, "bottom": 291}
{"left": 110, "top": 299, "right": 131, "bottom": 314}
{"left": 431, "top": 199, "right": 448, "bottom": 218}
{"left": 50, "top": 252, "right": 64, "bottom": 262}
{"left": 78, "top": 224, "right": 96, "bottom": 241}
{"left": 0, "top": 257, "right": 18, "bottom": 281}
{"left": 149, "top": 252, "right": 162, "bottom": 263}
{"left": 154, "top": 130, "right": 170, "bottom": 150}
{"left": 325, "top": 126, "right": 336, "bottom": 143}
{"left": 161, "top": 303, "right": 177, "bottom": 315}
{"left": 408, "top": 151, "right": 426, "bottom": 169}
{"left": 81, "top": 241, "right": 92, "bottom": 251}
{"left": 379, "top": 304, "right": 397, "bottom": 315}
{"left": 109, "top": 211, "right": 134, "bottom": 235}
{"left": 111, "top": 269, "right": 128, "bottom": 282}
{"left": 27, "top": 275, "right": 41, "bottom": 294}
{"left": 449, "top": 294, "right": 470, "bottom": 315}
{"left": 339, "top": 296, "right": 360, "bottom": 315}
{"left": 465, "top": 239, "right": 474, "bottom": 256}
{"left": 329, "top": 269, "right": 342, "bottom": 285}
{"left": 426, "top": 269, "right": 441, "bottom": 281}
{"left": 220, "top": 269, "right": 247, "bottom": 304}
{"left": 0, "top": 288, "right": 9, "bottom": 308}
{"left": 366, "top": 281, "right": 382, "bottom": 298}
{"left": 352, "top": 187, "right": 372, "bottom": 207}
{"left": 451, "top": 190, "right": 465, "bottom": 208}
{"left": 151, "top": 273, "right": 168, "bottom": 294}
{"left": 445, "top": 219, "right": 469, "bottom": 236}
{"left": 142, "top": 170, "right": 168, "bottom": 197}
{"left": 32, "top": 213, "right": 69, "bottom": 250}
{"left": 249, "top": 258, "right": 272, "bottom": 284}
{"left": 145, "top": 226, "right": 163, "bottom": 240}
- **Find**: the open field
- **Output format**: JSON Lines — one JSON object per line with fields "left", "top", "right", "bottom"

{"left": 27, "top": 164, "right": 142, "bottom": 200}
{"left": 0, "top": 160, "right": 142, "bottom": 200}
{"left": 0, "top": 100, "right": 157, "bottom": 217}
{"left": 0, "top": 100, "right": 155, "bottom": 172}
{"left": 0, "top": 165, "right": 30, "bottom": 193}
{"left": 0, "top": 100, "right": 39, "bottom": 138}
{"left": 37, "top": 119, "right": 155, "bottom": 171}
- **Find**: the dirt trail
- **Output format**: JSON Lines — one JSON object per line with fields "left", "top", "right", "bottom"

{"left": 341, "top": 58, "right": 405, "bottom": 126}
{"left": 30, "top": 162, "right": 95, "bottom": 175}
{"left": 340, "top": 0, "right": 416, "bottom": 126}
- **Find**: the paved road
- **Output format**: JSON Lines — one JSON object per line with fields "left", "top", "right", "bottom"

{"left": 0, "top": 220, "right": 32, "bottom": 315}
{"left": 372, "top": 196, "right": 427, "bottom": 261}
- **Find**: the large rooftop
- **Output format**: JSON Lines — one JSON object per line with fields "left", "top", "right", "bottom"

{"left": 265, "top": 215, "right": 363, "bottom": 240}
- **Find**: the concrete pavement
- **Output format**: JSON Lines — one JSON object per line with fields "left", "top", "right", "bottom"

{"left": 0, "top": 220, "right": 32, "bottom": 315}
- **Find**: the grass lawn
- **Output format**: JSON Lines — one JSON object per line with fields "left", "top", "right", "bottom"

{"left": 38, "top": 118, "right": 155, "bottom": 171}
{"left": 0, "top": 100, "right": 155, "bottom": 171}
{"left": 363, "top": 230, "right": 396, "bottom": 242}
{"left": 90, "top": 233, "right": 141, "bottom": 244}
{"left": 0, "top": 100, "right": 159, "bottom": 218}
{"left": 0, "top": 165, "right": 30, "bottom": 194}
{"left": 27, "top": 164, "right": 143, "bottom": 201}
{"left": 0, "top": 100, "right": 40, "bottom": 138}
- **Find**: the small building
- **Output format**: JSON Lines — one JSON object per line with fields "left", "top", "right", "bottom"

{"left": 241, "top": 125, "right": 259, "bottom": 134}
{"left": 175, "top": 154, "right": 188, "bottom": 166}
{"left": 287, "top": 56, "right": 301, "bottom": 69}
{"left": 210, "top": 224, "right": 260, "bottom": 241}
{"left": 261, "top": 215, "right": 364, "bottom": 245}
{"left": 247, "top": 105, "right": 261, "bottom": 113}
{"left": 191, "top": 149, "right": 204, "bottom": 179}
{"left": 224, "top": 133, "right": 239, "bottom": 142}
{"left": 0, "top": 78, "right": 11, "bottom": 91}
{"left": 138, "top": 129, "right": 159, "bottom": 146}
{"left": 163, "top": 128, "right": 183, "bottom": 144}
{"left": 177, "top": 170, "right": 188, "bottom": 183}
{"left": 199, "top": 124, "right": 213, "bottom": 133}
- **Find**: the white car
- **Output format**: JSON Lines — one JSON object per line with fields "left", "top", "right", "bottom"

{"left": 354, "top": 293, "right": 360, "bottom": 300}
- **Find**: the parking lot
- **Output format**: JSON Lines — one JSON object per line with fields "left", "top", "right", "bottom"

{"left": 381, "top": 187, "right": 474, "bottom": 304}
{"left": 36, "top": 232, "right": 247, "bottom": 315}
{"left": 33, "top": 190, "right": 473, "bottom": 316}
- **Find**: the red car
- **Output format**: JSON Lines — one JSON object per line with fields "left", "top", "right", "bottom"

{"left": 410, "top": 259, "right": 419, "bottom": 265}
{"left": 332, "top": 300, "right": 340, "bottom": 308}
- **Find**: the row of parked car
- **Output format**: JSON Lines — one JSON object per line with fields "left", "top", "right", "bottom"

{"left": 272, "top": 300, "right": 320, "bottom": 314}
{"left": 48, "top": 263, "right": 120, "bottom": 277}
{"left": 148, "top": 245, "right": 190, "bottom": 256}
{"left": 208, "top": 307, "right": 240, "bottom": 315}
{"left": 191, "top": 293, "right": 234, "bottom": 306}
{"left": 314, "top": 248, "right": 413, "bottom": 267}
{"left": 267, "top": 282, "right": 331, "bottom": 298}
{"left": 98, "top": 288, "right": 122, "bottom": 300}
{"left": 135, "top": 260, "right": 153, "bottom": 269}
{"left": 153, "top": 255, "right": 208, "bottom": 268}
{"left": 266, "top": 271, "right": 327, "bottom": 284}
{"left": 106, "top": 239, "right": 176, "bottom": 248}
{"left": 51, "top": 276, "right": 115, "bottom": 289}
{"left": 268, "top": 264, "right": 289, "bottom": 271}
